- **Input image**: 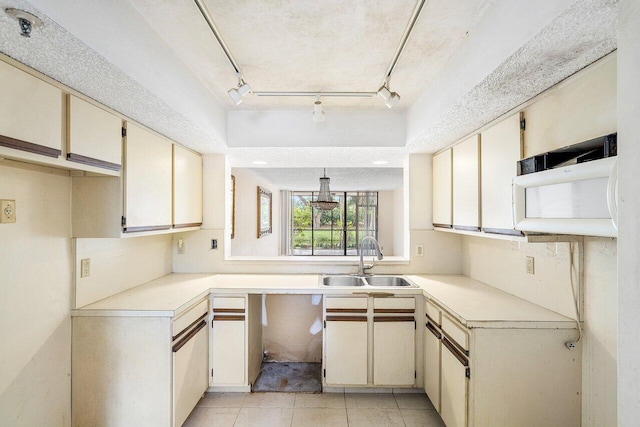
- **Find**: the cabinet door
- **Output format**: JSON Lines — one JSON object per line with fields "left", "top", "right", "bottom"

{"left": 67, "top": 95, "right": 122, "bottom": 170}
{"left": 124, "top": 123, "right": 173, "bottom": 231}
{"left": 373, "top": 319, "right": 415, "bottom": 386}
{"left": 173, "top": 144, "right": 203, "bottom": 227}
{"left": 441, "top": 340, "right": 468, "bottom": 427}
{"left": 433, "top": 149, "right": 453, "bottom": 227}
{"left": 211, "top": 318, "right": 245, "bottom": 385}
{"left": 324, "top": 318, "right": 368, "bottom": 385}
{"left": 424, "top": 322, "right": 441, "bottom": 411}
{"left": 453, "top": 135, "right": 481, "bottom": 230}
{"left": 0, "top": 60, "right": 62, "bottom": 157}
{"left": 174, "top": 323, "right": 208, "bottom": 427}
{"left": 481, "top": 113, "right": 522, "bottom": 234}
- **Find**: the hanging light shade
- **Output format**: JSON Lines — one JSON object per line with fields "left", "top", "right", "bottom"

{"left": 310, "top": 169, "right": 339, "bottom": 211}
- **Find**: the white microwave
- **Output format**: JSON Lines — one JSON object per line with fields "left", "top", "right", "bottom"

{"left": 512, "top": 156, "right": 618, "bottom": 237}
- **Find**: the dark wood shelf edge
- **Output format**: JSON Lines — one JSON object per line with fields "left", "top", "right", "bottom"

{"left": 0, "top": 134, "right": 61, "bottom": 158}
{"left": 67, "top": 152, "right": 122, "bottom": 171}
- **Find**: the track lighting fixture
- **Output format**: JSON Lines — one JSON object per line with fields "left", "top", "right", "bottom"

{"left": 377, "top": 82, "right": 401, "bottom": 109}
{"left": 228, "top": 73, "right": 252, "bottom": 105}
{"left": 311, "top": 98, "right": 325, "bottom": 122}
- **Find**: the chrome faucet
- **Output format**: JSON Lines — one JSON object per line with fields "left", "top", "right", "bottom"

{"left": 357, "top": 236, "right": 384, "bottom": 276}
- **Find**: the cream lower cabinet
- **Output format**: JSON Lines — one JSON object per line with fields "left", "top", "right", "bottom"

{"left": 323, "top": 295, "right": 417, "bottom": 388}
{"left": 424, "top": 299, "right": 442, "bottom": 411}
{"left": 423, "top": 300, "right": 581, "bottom": 427}
{"left": 210, "top": 295, "right": 262, "bottom": 391}
{"left": 72, "top": 298, "right": 208, "bottom": 427}
{"left": 323, "top": 296, "right": 369, "bottom": 386}
{"left": 373, "top": 297, "right": 416, "bottom": 386}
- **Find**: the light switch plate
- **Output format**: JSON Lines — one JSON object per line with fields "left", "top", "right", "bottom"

{"left": 81, "top": 258, "right": 91, "bottom": 278}
{"left": 526, "top": 256, "right": 535, "bottom": 275}
{"left": 0, "top": 199, "right": 16, "bottom": 223}
{"left": 416, "top": 244, "right": 424, "bottom": 256}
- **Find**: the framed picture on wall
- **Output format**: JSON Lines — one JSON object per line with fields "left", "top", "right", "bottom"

{"left": 258, "top": 186, "right": 272, "bottom": 238}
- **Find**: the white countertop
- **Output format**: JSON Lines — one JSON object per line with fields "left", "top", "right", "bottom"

{"left": 72, "top": 273, "right": 575, "bottom": 329}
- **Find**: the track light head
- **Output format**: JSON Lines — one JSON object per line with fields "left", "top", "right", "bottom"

{"left": 228, "top": 76, "right": 252, "bottom": 105}
{"left": 311, "top": 100, "right": 325, "bottom": 122}
{"left": 377, "top": 85, "right": 400, "bottom": 108}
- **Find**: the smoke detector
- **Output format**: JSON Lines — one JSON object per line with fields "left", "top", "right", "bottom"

{"left": 5, "top": 8, "right": 43, "bottom": 38}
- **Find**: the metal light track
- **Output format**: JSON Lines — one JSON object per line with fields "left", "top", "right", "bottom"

{"left": 193, "top": 0, "right": 427, "bottom": 97}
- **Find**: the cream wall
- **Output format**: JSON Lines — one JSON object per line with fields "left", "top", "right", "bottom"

{"left": 617, "top": 1, "right": 640, "bottom": 422}
{"left": 377, "top": 190, "right": 395, "bottom": 255}
{"left": 0, "top": 161, "right": 72, "bottom": 426}
{"left": 230, "top": 168, "right": 281, "bottom": 256}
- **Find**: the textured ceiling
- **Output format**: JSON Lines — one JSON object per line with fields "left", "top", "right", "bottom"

{"left": 129, "top": 0, "right": 488, "bottom": 110}
{"left": 243, "top": 167, "right": 404, "bottom": 191}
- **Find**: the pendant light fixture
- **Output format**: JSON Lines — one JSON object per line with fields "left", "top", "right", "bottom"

{"left": 310, "top": 169, "right": 339, "bottom": 211}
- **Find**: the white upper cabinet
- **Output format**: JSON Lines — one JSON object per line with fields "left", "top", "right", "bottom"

{"left": 0, "top": 60, "right": 63, "bottom": 157}
{"left": 480, "top": 113, "right": 523, "bottom": 234}
{"left": 124, "top": 123, "right": 173, "bottom": 232}
{"left": 432, "top": 149, "right": 453, "bottom": 227}
{"left": 523, "top": 53, "right": 616, "bottom": 156}
{"left": 453, "top": 134, "right": 481, "bottom": 230}
{"left": 173, "top": 145, "right": 203, "bottom": 228}
{"left": 67, "top": 95, "right": 123, "bottom": 171}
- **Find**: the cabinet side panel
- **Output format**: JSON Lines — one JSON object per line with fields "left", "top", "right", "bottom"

{"left": 470, "top": 328, "right": 581, "bottom": 427}
{"left": 72, "top": 316, "right": 171, "bottom": 426}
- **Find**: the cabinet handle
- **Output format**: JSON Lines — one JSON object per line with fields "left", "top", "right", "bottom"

{"left": 373, "top": 316, "right": 415, "bottom": 322}
{"left": 426, "top": 322, "right": 442, "bottom": 339}
{"left": 374, "top": 308, "right": 415, "bottom": 314}
{"left": 213, "top": 315, "right": 245, "bottom": 321}
{"left": 442, "top": 330, "right": 469, "bottom": 356}
{"left": 214, "top": 308, "right": 245, "bottom": 313}
{"left": 443, "top": 337, "right": 469, "bottom": 367}
{"left": 425, "top": 312, "right": 440, "bottom": 327}
{"left": 353, "top": 292, "right": 394, "bottom": 298}
{"left": 326, "top": 308, "right": 367, "bottom": 313}
{"left": 172, "top": 313, "right": 207, "bottom": 341}
{"left": 325, "top": 316, "right": 367, "bottom": 322}
{"left": 172, "top": 320, "right": 206, "bottom": 352}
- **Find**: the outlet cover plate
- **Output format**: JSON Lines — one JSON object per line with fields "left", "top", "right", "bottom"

{"left": 1, "top": 199, "right": 16, "bottom": 223}
{"left": 526, "top": 256, "right": 535, "bottom": 275}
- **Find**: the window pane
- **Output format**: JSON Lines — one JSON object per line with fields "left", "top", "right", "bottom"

{"left": 292, "top": 193, "right": 312, "bottom": 255}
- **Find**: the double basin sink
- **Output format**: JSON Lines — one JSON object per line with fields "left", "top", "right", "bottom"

{"left": 321, "top": 275, "right": 417, "bottom": 288}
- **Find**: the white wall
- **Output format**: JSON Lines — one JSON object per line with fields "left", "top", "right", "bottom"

{"left": 0, "top": 161, "right": 72, "bottom": 426}
{"left": 617, "top": 0, "right": 640, "bottom": 422}
{"left": 230, "top": 168, "right": 281, "bottom": 256}
{"left": 393, "top": 187, "right": 405, "bottom": 258}
{"left": 377, "top": 190, "right": 395, "bottom": 256}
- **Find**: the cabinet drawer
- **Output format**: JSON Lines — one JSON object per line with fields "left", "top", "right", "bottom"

{"left": 172, "top": 299, "right": 208, "bottom": 337}
{"left": 425, "top": 300, "right": 441, "bottom": 326}
{"left": 373, "top": 297, "right": 415, "bottom": 312}
{"left": 212, "top": 297, "right": 246, "bottom": 311}
{"left": 442, "top": 314, "right": 469, "bottom": 352}
{"left": 325, "top": 296, "right": 368, "bottom": 311}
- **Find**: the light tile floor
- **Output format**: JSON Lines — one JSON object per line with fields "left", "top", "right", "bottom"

{"left": 185, "top": 392, "right": 445, "bottom": 427}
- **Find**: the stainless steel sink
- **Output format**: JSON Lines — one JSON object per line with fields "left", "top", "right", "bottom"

{"left": 322, "top": 275, "right": 366, "bottom": 287}
{"left": 364, "top": 276, "right": 416, "bottom": 287}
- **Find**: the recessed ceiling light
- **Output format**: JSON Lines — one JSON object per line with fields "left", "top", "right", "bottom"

{"left": 373, "top": 160, "right": 389, "bottom": 165}
{"left": 252, "top": 161, "right": 267, "bottom": 165}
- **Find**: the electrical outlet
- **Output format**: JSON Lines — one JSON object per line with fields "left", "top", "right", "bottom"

{"left": 526, "top": 256, "right": 535, "bottom": 275}
{"left": 0, "top": 199, "right": 16, "bottom": 223}
{"left": 81, "top": 258, "right": 91, "bottom": 278}
{"left": 416, "top": 244, "right": 424, "bottom": 256}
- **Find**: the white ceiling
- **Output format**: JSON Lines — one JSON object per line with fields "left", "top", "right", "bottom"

{"left": 129, "top": 0, "right": 488, "bottom": 110}
{"left": 0, "top": 0, "right": 618, "bottom": 167}
{"left": 242, "top": 168, "right": 404, "bottom": 191}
